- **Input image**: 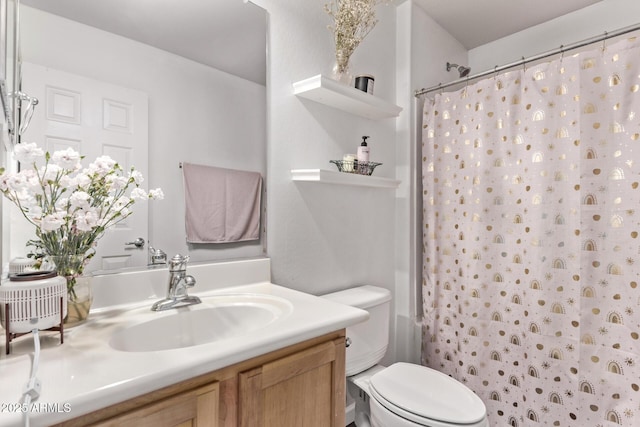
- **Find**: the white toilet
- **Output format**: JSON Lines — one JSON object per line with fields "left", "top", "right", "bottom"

{"left": 322, "top": 285, "right": 488, "bottom": 427}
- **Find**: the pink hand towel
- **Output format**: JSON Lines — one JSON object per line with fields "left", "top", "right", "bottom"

{"left": 182, "top": 162, "right": 262, "bottom": 243}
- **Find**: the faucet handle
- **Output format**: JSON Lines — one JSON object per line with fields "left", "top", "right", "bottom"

{"left": 149, "top": 245, "right": 167, "bottom": 265}
{"left": 184, "top": 275, "right": 197, "bottom": 288}
{"left": 169, "top": 254, "right": 190, "bottom": 271}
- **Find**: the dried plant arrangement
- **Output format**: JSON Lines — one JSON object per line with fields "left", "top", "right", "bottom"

{"left": 324, "top": 0, "right": 393, "bottom": 82}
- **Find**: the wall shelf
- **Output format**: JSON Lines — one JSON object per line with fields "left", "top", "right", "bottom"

{"left": 292, "top": 74, "right": 402, "bottom": 120}
{"left": 291, "top": 169, "right": 400, "bottom": 189}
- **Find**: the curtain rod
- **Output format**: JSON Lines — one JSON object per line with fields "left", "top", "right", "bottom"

{"left": 414, "top": 22, "right": 640, "bottom": 97}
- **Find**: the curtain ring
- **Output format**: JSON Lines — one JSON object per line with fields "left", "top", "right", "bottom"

{"left": 559, "top": 45, "right": 564, "bottom": 62}
{"left": 602, "top": 31, "right": 608, "bottom": 52}
{"left": 494, "top": 65, "right": 498, "bottom": 79}
{"left": 522, "top": 56, "right": 527, "bottom": 72}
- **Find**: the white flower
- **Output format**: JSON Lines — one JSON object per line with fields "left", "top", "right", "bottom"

{"left": 0, "top": 144, "right": 162, "bottom": 265}
{"left": 14, "top": 142, "right": 44, "bottom": 164}
{"left": 130, "top": 170, "right": 144, "bottom": 185}
{"left": 58, "top": 174, "right": 76, "bottom": 190}
{"left": 74, "top": 209, "right": 99, "bottom": 231}
{"left": 7, "top": 173, "right": 28, "bottom": 191}
{"left": 21, "top": 169, "right": 40, "bottom": 190}
{"left": 87, "top": 155, "right": 117, "bottom": 176}
{"left": 55, "top": 197, "right": 69, "bottom": 210}
{"left": 74, "top": 173, "right": 91, "bottom": 189}
{"left": 0, "top": 173, "right": 11, "bottom": 191}
{"left": 41, "top": 212, "right": 66, "bottom": 231}
{"left": 69, "top": 191, "right": 91, "bottom": 210}
{"left": 52, "top": 147, "right": 82, "bottom": 170}
{"left": 107, "top": 175, "right": 128, "bottom": 191}
{"left": 41, "top": 164, "right": 62, "bottom": 182}
{"left": 130, "top": 188, "right": 148, "bottom": 201}
{"left": 148, "top": 188, "right": 164, "bottom": 200}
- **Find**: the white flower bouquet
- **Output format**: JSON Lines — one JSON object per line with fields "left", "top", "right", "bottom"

{"left": 0, "top": 143, "right": 163, "bottom": 292}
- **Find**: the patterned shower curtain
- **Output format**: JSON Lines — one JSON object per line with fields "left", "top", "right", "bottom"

{"left": 422, "top": 36, "right": 640, "bottom": 427}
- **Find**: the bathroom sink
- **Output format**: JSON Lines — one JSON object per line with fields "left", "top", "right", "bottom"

{"left": 109, "top": 294, "right": 293, "bottom": 352}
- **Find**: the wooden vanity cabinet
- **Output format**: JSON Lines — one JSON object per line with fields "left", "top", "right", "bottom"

{"left": 238, "top": 338, "right": 345, "bottom": 426}
{"left": 90, "top": 382, "right": 219, "bottom": 427}
{"left": 53, "top": 331, "right": 346, "bottom": 427}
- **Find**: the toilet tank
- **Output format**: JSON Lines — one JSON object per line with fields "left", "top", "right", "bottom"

{"left": 322, "top": 285, "right": 391, "bottom": 376}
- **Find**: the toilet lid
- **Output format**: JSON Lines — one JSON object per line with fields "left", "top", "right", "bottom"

{"left": 369, "top": 363, "right": 486, "bottom": 425}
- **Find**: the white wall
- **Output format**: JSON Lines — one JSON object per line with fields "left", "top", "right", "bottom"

{"left": 394, "top": 1, "right": 468, "bottom": 363}
{"left": 250, "top": 0, "right": 471, "bottom": 366}
{"left": 469, "top": 0, "right": 640, "bottom": 74}
{"left": 254, "top": 0, "right": 399, "bottom": 361}
{"left": 18, "top": 6, "right": 266, "bottom": 265}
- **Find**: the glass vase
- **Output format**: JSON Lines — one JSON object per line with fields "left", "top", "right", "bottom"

{"left": 331, "top": 50, "right": 353, "bottom": 85}
{"left": 47, "top": 254, "right": 93, "bottom": 326}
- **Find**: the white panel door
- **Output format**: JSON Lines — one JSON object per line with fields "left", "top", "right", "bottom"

{"left": 20, "top": 62, "right": 149, "bottom": 272}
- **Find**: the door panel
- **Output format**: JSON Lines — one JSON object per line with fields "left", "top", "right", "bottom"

{"left": 20, "top": 62, "right": 149, "bottom": 271}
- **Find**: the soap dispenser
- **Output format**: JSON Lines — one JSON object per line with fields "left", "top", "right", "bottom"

{"left": 357, "top": 136, "right": 370, "bottom": 163}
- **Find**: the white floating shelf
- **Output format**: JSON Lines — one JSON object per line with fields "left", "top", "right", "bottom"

{"left": 291, "top": 169, "right": 400, "bottom": 189}
{"left": 292, "top": 74, "right": 402, "bottom": 120}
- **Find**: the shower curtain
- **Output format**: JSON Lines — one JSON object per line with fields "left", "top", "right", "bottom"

{"left": 422, "top": 36, "right": 640, "bottom": 427}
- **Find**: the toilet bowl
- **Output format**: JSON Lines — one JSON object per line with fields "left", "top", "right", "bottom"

{"left": 322, "top": 286, "right": 488, "bottom": 427}
{"left": 367, "top": 363, "right": 487, "bottom": 427}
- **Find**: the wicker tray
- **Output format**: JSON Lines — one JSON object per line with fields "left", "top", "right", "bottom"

{"left": 330, "top": 160, "right": 382, "bottom": 176}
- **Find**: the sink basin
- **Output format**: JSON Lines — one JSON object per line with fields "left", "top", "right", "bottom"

{"left": 109, "top": 294, "right": 293, "bottom": 352}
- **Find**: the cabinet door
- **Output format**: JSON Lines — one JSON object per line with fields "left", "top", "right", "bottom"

{"left": 91, "top": 382, "right": 219, "bottom": 427}
{"left": 238, "top": 338, "right": 346, "bottom": 427}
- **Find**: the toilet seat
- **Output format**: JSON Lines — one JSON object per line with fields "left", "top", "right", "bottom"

{"left": 369, "top": 363, "right": 487, "bottom": 426}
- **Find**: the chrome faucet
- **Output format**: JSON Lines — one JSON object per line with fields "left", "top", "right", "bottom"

{"left": 151, "top": 254, "right": 201, "bottom": 311}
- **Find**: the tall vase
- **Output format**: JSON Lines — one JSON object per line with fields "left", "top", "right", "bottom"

{"left": 47, "top": 254, "right": 93, "bottom": 326}
{"left": 331, "top": 50, "right": 353, "bottom": 84}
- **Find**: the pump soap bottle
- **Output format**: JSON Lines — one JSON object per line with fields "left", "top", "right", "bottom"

{"left": 357, "top": 136, "right": 370, "bottom": 163}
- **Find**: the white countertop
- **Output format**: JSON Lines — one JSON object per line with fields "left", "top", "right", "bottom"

{"left": 0, "top": 262, "right": 368, "bottom": 426}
